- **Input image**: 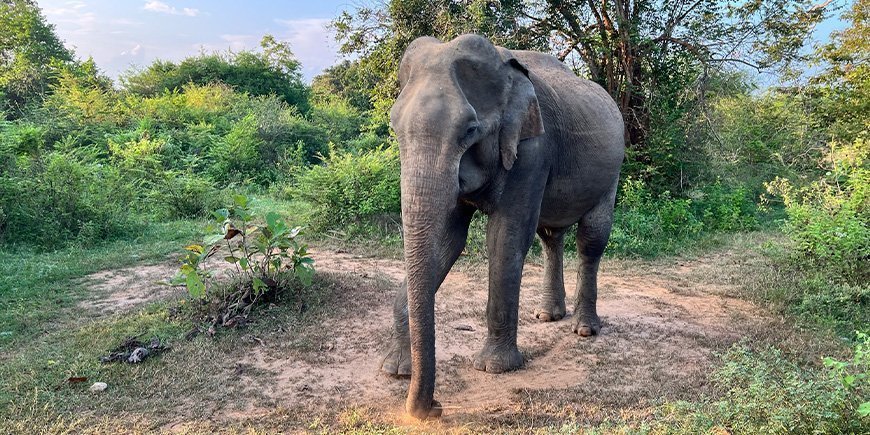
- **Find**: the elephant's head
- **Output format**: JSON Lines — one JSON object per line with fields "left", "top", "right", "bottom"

{"left": 390, "top": 34, "right": 544, "bottom": 419}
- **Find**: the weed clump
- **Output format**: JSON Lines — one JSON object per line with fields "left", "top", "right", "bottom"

{"left": 169, "top": 194, "right": 314, "bottom": 330}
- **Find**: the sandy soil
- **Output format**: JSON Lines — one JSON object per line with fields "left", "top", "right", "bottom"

{"left": 80, "top": 247, "right": 771, "bottom": 426}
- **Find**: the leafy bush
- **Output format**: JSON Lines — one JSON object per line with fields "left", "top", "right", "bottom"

{"left": 171, "top": 194, "right": 314, "bottom": 326}
{"left": 692, "top": 181, "right": 759, "bottom": 232}
{"left": 146, "top": 171, "right": 222, "bottom": 219}
{"left": 660, "top": 338, "right": 869, "bottom": 434}
{"left": 206, "top": 114, "right": 265, "bottom": 184}
{"left": 121, "top": 35, "right": 310, "bottom": 113}
{"left": 0, "top": 151, "right": 135, "bottom": 247}
{"left": 766, "top": 133, "right": 869, "bottom": 281}
{"left": 609, "top": 177, "right": 702, "bottom": 257}
{"left": 293, "top": 145, "right": 400, "bottom": 232}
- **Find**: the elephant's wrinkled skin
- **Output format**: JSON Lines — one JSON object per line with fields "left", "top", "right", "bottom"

{"left": 383, "top": 34, "right": 624, "bottom": 419}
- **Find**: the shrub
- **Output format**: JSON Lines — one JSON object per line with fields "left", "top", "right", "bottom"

{"left": 660, "top": 338, "right": 869, "bottom": 433}
{"left": 608, "top": 177, "right": 702, "bottom": 257}
{"left": 207, "top": 114, "right": 265, "bottom": 184}
{"left": 766, "top": 133, "right": 869, "bottom": 282}
{"left": 146, "top": 171, "right": 222, "bottom": 219}
{"left": 0, "top": 151, "right": 135, "bottom": 247}
{"left": 293, "top": 145, "right": 400, "bottom": 232}
{"left": 692, "top": 181, "right": 759, "bottom": 232}
{"left": 170, "top": 194, "right": 314, "bottom": 326}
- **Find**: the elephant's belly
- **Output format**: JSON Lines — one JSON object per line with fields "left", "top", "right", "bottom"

{"left": 537, "top": 180, "right": 601, "bottom": 229}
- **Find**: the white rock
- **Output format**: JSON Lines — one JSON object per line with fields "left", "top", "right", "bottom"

{"left": 89, "top": 382, "right": 108, "bottom": 392}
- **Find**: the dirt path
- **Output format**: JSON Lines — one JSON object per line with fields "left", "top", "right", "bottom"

{"left": 80, "top": 247, "right": 770, "bottom": 426}
{"left": 257, "top": 251, "right": 763, "bottom": 420}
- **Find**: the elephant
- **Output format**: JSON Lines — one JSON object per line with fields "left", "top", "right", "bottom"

{"left": 382, "top": 34, "right": 625, "bottom": 419}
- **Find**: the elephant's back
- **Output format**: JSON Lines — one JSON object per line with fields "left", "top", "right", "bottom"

{"left": 510, "top": 50, "right": 625, "bottom": 224}
{"left": 509, "top": 50, "right": 623, "bottom": 141}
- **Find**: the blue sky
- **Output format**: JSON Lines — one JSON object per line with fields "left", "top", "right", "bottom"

{"left": 39, "top": 1, "right": 355, "bottom": 81}
{"left": 39, "top": 1, "right": 848, "bottom": 83}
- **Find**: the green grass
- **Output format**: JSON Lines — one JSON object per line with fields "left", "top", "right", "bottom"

{"left": 0, "top": 219, "right": 202, "bottom": 349}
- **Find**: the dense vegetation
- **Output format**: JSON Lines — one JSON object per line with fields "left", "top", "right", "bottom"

{"left": 0, "top": 0, "right": 867, "bottom": 431}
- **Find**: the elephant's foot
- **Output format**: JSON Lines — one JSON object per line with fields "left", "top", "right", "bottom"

{"left": 572, "top": 310, "right": 601, "bottom": 337}
{"left": 406, "top": 399, "right": 443, "bottom": 420}
{"left": 380, "top": 338, "right": 411, "bottom": 378}
{"left": 472, "top": 340, "right": 523, "bottom": 373}
{"left": 534, "top": 300, "right": 566, "bottom": 322}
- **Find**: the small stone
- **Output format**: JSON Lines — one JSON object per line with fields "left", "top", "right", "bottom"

{"left": 127, "top": 347, "right": 149, "bottom": 363}
{"left": 89, "top": 382, "right": 108, "bottom": 392}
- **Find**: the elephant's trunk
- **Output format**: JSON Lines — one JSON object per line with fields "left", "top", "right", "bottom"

{"left": 400, "top": 159, "right": 458, "bottom": 419}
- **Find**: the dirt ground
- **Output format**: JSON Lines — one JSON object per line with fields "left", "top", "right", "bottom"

{"left": 81, "top": 246, "right": 778, "bottom": 429}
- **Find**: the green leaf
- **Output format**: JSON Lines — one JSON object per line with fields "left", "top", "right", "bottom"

{"left": 296, "top": 265, "right": 314, "bottom": 287}
{"left": 233, "top": 194, "right": 248, "bottom": 208}
{"left": 186, "top": 273, "right": 206, "bottom": 298}
{"left": 266, "top": 211, "right": 285, "bottom": 231}
{"left": 844, "top": 374, "right": 856, "bottom": 387}
{"left": 239, "top": 258, "right": 249, "bottom": 270}
{"left": 224, "top": 256, "right": 240, "bottom": 264}
{"left": 212, "top": 208, "right": 230, "bottom": 222}
{"left": 252, "top": 277, "right": 266, "bottom": 295}
{"left": 858, "top": 401, "right": 870, "bottom": 417}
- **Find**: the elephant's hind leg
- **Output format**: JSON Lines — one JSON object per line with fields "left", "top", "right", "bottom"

{"left": 573, "top": 186, "right": 617, "bottom": 337}
{"left": 534, "top": 227, "right": 568, "bottom": 322}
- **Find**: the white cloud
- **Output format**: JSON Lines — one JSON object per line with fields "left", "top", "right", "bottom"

{"left": 43, "top": 1, "right": 97, "bottom": 35}
{"left": 143, "top": 1, "right": 199, "bottom": 17}
{"left": 274, "top": 18, "right": 338, "bottom": 81}
{"left": 121, "top": 44, "right": 142, "bottom": 56}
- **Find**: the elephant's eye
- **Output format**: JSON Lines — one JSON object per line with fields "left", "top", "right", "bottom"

{"left": 461, "top": 125, "right": 478, "bottom": 144}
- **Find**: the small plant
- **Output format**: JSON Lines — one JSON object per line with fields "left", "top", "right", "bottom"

{"left": 824, "top": 331, "right": 870, "bottom": 418}
{"left": 171, "top": 193, "right": 314, "bottom": 325}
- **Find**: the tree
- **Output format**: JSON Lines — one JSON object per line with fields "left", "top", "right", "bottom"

{"left": 812, "top": 0, "right": 868, "bottom": 142}
{"left": 0, "top": 0, "right": 74, "bottom": 118}
{"left": 121, "top": 35, "right": 310, "bottom": 113}
{"left": 522, "top": 0, "right": 831, "bottom": 147}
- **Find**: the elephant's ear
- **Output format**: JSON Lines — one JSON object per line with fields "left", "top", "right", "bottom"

{"left": 498, "top": 49, "right": 545, "bottom": 171}
{"left": 398, "top": 36, "right": 441, "bottom": 90}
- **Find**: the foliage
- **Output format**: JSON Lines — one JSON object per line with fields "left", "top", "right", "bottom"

{"left": 171, "top": 194, "right": 314, "bottom": 325}
{"left": 765, "top": 133, "right": 869, "bottom": 282}
{"left": 608, "top": 177, "right": 757, "bottom": 257}
{"left": 660, "top": 338, "right": 870, "bottom": 434}
{"left": 812, "top": 0, "right": 869, "bottom": 144}
{"left": 0, "top": 149, "right": 135, "bottom": 247}
{"left": 121, "top": 35, "right": 310, "bottom": 113}
{"left": 0, "top": 0, "right": 74, "bottom": 117}
{"left": 293, "top": 145, "right": 401, "bottom": 232}
{"left": 705, "top": 88, "right": 828, "bottom": 191}
{"left": 521, "top": 0, "right": 828, "bottom": 146}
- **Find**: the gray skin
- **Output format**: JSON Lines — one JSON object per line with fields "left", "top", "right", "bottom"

{"left": 383, "top": 34, "right": 624, "bottom": 420}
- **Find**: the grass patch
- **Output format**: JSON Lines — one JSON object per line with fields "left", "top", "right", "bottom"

{"left": 0, "top": 270, "right": 337, "bottom": 433}
{"left": 0, "top": 219, "right": 202, "bottom": 348}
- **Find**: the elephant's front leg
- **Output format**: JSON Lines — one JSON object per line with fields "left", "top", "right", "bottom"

{"left": 380, "top": 205, "right": 474, "bottom": 378}
{"left": 473, "top": 211, "right": 538, "bottom": 374}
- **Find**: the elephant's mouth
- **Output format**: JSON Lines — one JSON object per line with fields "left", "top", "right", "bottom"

{"left": 458, "top": 144, "right": 488, "bottom": 190}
